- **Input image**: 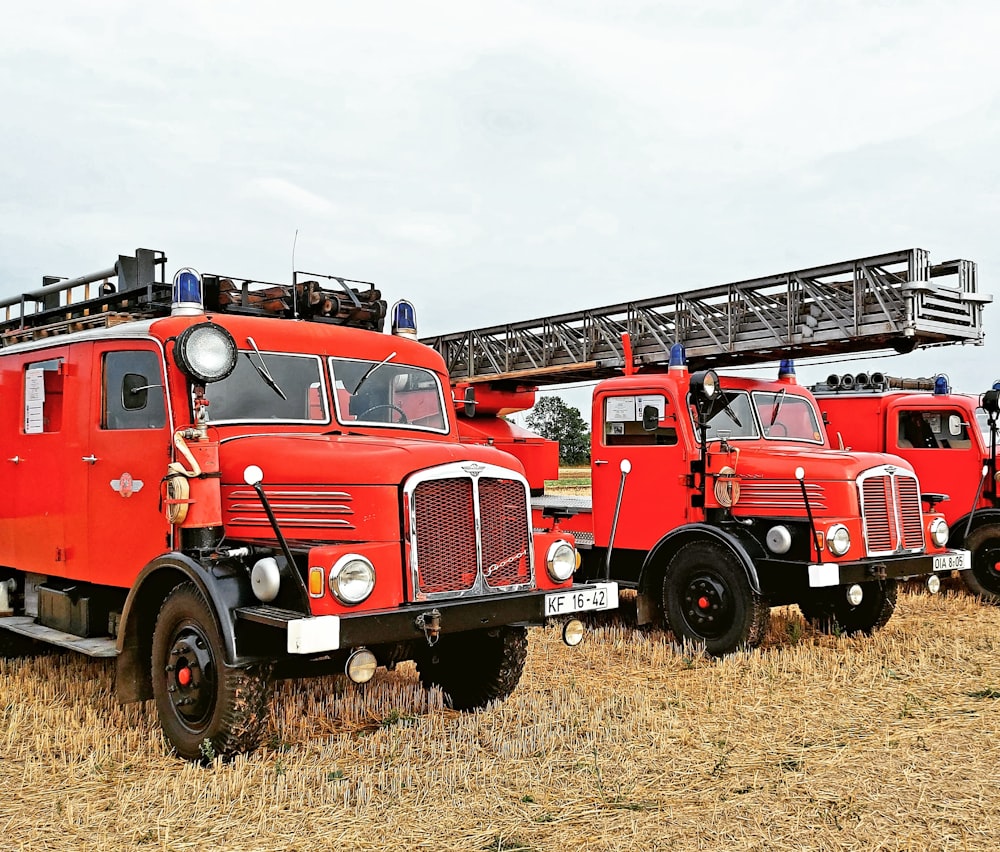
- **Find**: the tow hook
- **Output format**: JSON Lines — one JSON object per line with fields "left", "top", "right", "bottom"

{"left": 415, "top": 609, "right": 442, "bottom": 646}
{"left": 866, "top": 564, "right": 887, "bottom": 580}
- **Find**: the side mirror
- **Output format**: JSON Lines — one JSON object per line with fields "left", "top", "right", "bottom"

{"left": 122, "top": 373, "right": 150, "bottom": 410}
{"left": 464, "top": 386, "right": 476, "bottom": 419}
{"left": 642, "top": 405, "right": 658, "bottom": 432}
{"left": 243, "top": 465, "right": 264, "bottom": 487}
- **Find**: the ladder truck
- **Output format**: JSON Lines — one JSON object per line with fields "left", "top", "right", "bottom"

{"left": 423, "top": 249, "right": 986, "bottom": 655}
{"left": 0, "top": 249, "right": 616, "bottom": 761}
{"left": 812, "top": 372, "right": 1000, "bottom": 602}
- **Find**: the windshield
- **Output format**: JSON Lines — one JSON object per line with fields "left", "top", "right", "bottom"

{"left": 695, "top": 390, "right": 758, "bottom": 441}
{"left": 208, "top": 352, "right": 328, "bottom": 423}
{"left": 330, "top": 357, "right": 448, "bottom": 432}
{"left": 752, "top": 391, "right": 824, "bottom": 443}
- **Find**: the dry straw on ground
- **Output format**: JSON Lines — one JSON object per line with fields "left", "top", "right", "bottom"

{"left": 3, "top": 588, "right": 1000, "bottom": 851}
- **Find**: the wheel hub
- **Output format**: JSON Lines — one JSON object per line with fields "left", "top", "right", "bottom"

{"left": 165, "top": 626, "right": 215, "bottom": 725}
{"left": 682, "top": 574, "right": 731, "bottom": 638}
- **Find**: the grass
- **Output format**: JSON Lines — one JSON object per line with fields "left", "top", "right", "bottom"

{"left": 3, "top": 588, "right": 1000, "bottom": 850}
{"left": 545, "top": 466, "right": 592, "bottom": 495}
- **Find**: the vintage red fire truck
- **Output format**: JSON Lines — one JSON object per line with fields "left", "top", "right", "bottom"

{"left": 0, "top": 249, "right": 616, "bottom": 760}
{"left": 425, "top": 249, "right": 986, "bottom": 654}
{"left": 813, "top": 372, "right": 1000, "bottom": 602}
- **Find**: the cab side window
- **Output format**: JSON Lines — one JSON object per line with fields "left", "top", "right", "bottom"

{"left": 896, "top": 409, "right": 970, "bottom": 450}
{"left": 103, "top": 351, "right": 166, "bottom": 430}
{"left": 24, "top": 358, "right": 64, "bottom": 434}
{"left": 603, "top": 394, "right": 678, "bottom": 446}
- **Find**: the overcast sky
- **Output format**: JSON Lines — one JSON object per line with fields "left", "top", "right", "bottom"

{"left": 3, "top": 1, "right": 999, "bottom": 417}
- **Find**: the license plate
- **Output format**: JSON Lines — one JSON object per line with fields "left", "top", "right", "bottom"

{"left": 545, "top": 582, "right": 618, "bottom": 616}
{"left": 933, "top": 552, "right": 970, "bottom": 572}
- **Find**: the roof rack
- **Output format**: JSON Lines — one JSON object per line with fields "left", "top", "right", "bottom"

{"left": 1, "top": 250, "right": 388, "bottom": 345}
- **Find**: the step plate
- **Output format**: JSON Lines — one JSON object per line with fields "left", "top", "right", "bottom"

{"left": 0, "top": 616, "right": 117, "bottom": 657}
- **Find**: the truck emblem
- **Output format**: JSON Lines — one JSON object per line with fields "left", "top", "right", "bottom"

{"left": 462, "top": 463, "right": 486, "bottom": 477}
{"left": 111, "top": 473, "right": 144, "bottom": 498}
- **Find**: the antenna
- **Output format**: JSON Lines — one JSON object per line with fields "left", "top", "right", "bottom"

{"left": 291, "top": 228, "right": 299, "bottom": 319}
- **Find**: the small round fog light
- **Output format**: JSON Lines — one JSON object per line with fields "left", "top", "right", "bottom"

{"left": 846, "top": 584, "right": 864, "bottom": 606}
{"left": 345, "top": 648, "right": 378, "bottom": 684}
{"left": 562, "top": 619, "right": 586, "bottom": 647}
{"left": 927, "top": 574, "right": 942, "bottom": 595}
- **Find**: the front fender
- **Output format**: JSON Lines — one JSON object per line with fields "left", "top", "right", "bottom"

{"left": 634, "top": 524, "right": 762, "bottom": 625}
{"left": 950, "top": 509, "right": 1000, "bottom": 548}
{"left": 115, "top": 552, "right": 256, "bottom": 703}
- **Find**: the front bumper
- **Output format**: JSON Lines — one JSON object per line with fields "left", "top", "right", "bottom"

{"left": 237, "top": 581, "right": 619, "bottom": 655}
{"left": 806, "top": 548, "right": 970, "bottom": 588}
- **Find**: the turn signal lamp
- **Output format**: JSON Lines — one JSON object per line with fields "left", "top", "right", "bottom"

{"left": 308, "top": 565, "right": 325, "bottom": 597}
{"left": 171, "top": 268, "right": 204, "bottom": 316}
{"left": 391, "top": 300, "right": 418, "bottom": 338}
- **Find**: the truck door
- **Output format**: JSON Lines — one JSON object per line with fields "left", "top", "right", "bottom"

{"left": 592, "top": 389, "right": 689, "bottom": 556}
{"left": 890, "top": 401, "right": 985, "bottom": 525}
{"left": 83, "top": 344, "right": 173, "bottom": 588}
{"left": 8, "top": 347, "right": 88, "bottom": 575}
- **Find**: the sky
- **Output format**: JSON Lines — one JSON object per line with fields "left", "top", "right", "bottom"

{"left": 3, "top": 1, "right": 999, "bottom": 421}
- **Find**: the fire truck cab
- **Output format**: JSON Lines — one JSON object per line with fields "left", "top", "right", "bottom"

{"left": 0, "top": 250, "right": 617, "bottom": 760}
{"left": 815, "top": 372, "right": 1000, "bottom": 601}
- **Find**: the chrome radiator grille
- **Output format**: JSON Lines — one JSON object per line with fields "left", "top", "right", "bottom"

{"left": 858, "top": 468, "right": 924, "bottom": 556}
{"left": 407, "top": 464, "right": 533, "bottom": 599}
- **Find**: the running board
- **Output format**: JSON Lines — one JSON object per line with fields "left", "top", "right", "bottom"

{"left": 0, "top": 616, "right": 118, "bottom": 657}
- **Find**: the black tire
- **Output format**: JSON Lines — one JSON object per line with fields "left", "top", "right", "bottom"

{"left": 959, "top": 526, "right": 1000, "bottom": 603}
{"left": 151, "top": 583, "right": 273, "bottom": 761}
{"left": 415, "top": 626, "right": 528, "bottom": 710}
{"left": 662, "top": 541, "right": 770, "bottom": 655}
{"left": 798, "top": 579, "right": 898, "bottom": 636}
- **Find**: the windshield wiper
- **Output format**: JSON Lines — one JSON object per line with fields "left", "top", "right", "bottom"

{"left": 245, "top": 336, "right": 287, "bottom": 401}
{"left": 769, "top": 388, "right": 786, "bottom": 426}
{"left": 352, "top": 351, "right": 396, "bottom": 394}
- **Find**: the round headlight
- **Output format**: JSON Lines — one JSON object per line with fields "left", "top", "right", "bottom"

{"left": 546, "top": 540, "right": 577, "bottom": 582}
{"left": 174, "top": 322, "right": 238, "bottom": 384}
{"left": 827, "top": 524, "right": 851, "bottom": 557}
{"left": 929, "top": 517, "right": 949, "bottom": 547}
{"left": 846, "top": 584, "right": 864, "bottom": 606}
{"left": 329, "top": 554, "right": 375, "bottom": 605}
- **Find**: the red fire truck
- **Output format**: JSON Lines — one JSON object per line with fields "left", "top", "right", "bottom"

{"left": 424, "top": 250, "right": 986, "bottom": 655}
{"left": 0, "top": 250, "right": 616, "bottom": 760}
{"left": 813, "top": 373, "right": 1000, "bottom": 602}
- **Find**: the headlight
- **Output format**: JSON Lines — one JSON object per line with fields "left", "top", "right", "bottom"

{"left": 174, "top": 322, "right": 238, "bottom": 384}
{"left": 929, "top": 517, "right": 949, "bottom": 547}
{"left": 546, "top": 540, "right": 577, "bottom": 582}
{"left": 329, "top": 554, "right": 375, "bottom": 605}
{"left": 827, "top": 524, "right": 851, "bottom": 556}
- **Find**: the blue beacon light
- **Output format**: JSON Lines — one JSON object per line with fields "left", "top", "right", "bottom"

{"left": 391, "top": 300, "right": 418, "bottom": 338}
{"left": 669, "top": 343, "right": 686, "bottom": 370}
{"left": 171, "top": 268, "right": 204, "bottom": 316}
{"left": 778, "top": 359, "right": 796, "bottom": 380}
{"left": 933, "top": 374, "right": 950, "bottom": 395}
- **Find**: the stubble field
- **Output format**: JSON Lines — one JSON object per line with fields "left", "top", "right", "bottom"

{"left": 3, "top": 589, "right": 1000, "bottom": 851}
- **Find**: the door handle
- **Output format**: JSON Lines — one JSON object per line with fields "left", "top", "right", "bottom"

{"left": 593, "top": 459, "right": 609, "bottom": 466}
{"left": 7, "top": 456, "right": 20, "bottom": 464}
{"left": 82, "top": 455, "right": 98, "bottom": 464}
